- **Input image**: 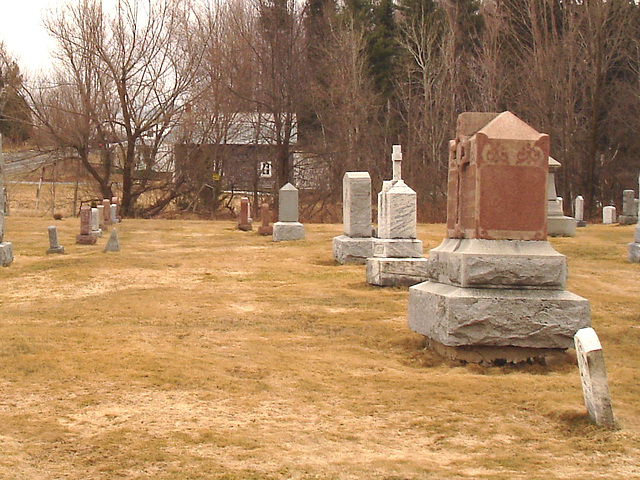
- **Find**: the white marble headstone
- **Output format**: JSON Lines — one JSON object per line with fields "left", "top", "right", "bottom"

{"left": 603, "top": 206, "right": 616, "bottom": 224}
{"left": 574, "top": 328, "right": 615, "bottom": 427}
{"left": 343, "top": 172, "right": 371, "bottom": 238}
{"left": 574, "top": 196, "right": 584, "bottom": 222}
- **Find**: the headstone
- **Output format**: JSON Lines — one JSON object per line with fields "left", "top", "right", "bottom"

{"left": 619, "top": 189, "right": 638, "bottom": 225}
{"left": 111, "top": 196, "right": 120, "bottom": 222}
{"left": 97, "top": 204, "right": 106, "bottom": 230}
{"left": 0, "top": 134, "right": 13, "bottom": 266}
{"left": 574, "top": 328, "right": 615, "bottom": 427}
{"left": 102, "top": 199, "right": 112, "bottom": 226}
{"left": 547, "top": 158, "right": 576, "bottom": 236}
{"left": 76, "top": 205, "right": 97, "bottom": 244}
{"left": 257, "top": 203, "right": 273, "bottom": 236}
{"left": 575, "top": 195, "right": 586, "bottom": 227}
{"left": 90, "top": 207, "right": 102, "bottom": 237}
{"left": 110, "top": 204, "right": 117, "bottom": 225}
{"left": 46, "top": 225, "right": 65, "bottom": 254}
{"left": 103, "top": 228, "right": 120, "bottom": 252}
{"left": 366, "top": 145, "right": 429, "bottom": 286}
{"left": 273, "top": 183, "right": 305, "bottom": 242}
{"left": 332, "top": 172, "right": 375, "bottom": 264}
{"left": 628, "top": 173, "right": 640, "bottom": 262}
{"left": 237, "top": 197, "right": 253, "bottom": 231}
{"left": 408, "top": 112, "right": 590, "bottom": 364}
{"left": 602, "top": 206, "right": 616, "bottom": 225}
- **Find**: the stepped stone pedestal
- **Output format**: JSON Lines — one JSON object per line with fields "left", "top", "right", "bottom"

{"left": 366, "top": 146, "right": 428, "bottom": 286}
{"left": 333, "top": 172, "right": 374, "bottom": 264}
{"left": 408, "top": 112, "right": 590, "bottom": 363}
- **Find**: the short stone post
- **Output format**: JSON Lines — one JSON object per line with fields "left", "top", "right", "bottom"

{"left": 76, "top": 205, "right": 97, "bottom": 244}
{"left": 237, "top": 197, "right": 253, "bottom": 231}
{"left": 602, "top": 206, "right": 616, "bottom": 225}
{"left": 332, "top": 172, "right": 374, "bottom": 264}
{"left": 574, "top": 328, "right": 615, "bottom": 427}
{"left": 273, "top": 183, "right": 305, "bottom": 242}
{"left": 574, "top": 195, "right": 586, "bottom": 227}
{"left": 0, "top": 134, "right": 13, "bottom": 266}
{"left": 257, "top": 203, "right": 273, "bottom": 236}
{"left": 46, "top": 226, "right": 65, "bottom": 254}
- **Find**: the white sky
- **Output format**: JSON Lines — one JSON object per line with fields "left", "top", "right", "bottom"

{"left": 0, "top": 0, "right": 117, "bottom": 76}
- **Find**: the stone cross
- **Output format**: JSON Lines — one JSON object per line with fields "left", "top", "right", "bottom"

{"left": 46, "top": 226, "right": 65, "bottom": 254}
{"left": 574, "top": 328, "right": 615, "bottom": 427}
{"left": 343, "top": 172, "right": 371, "bottom": 238}
{"left": 392, "top": 145, "right": 402, "bottom": 182}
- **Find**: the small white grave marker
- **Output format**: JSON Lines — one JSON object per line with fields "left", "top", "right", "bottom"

{"left": 574, "top": 327, "right": 615, "bottom": 427}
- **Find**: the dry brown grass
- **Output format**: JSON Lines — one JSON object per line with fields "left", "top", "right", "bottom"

{"left": 0, "top": 216, "right": 639, "bottom": 480}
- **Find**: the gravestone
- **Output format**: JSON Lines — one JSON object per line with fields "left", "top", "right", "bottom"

{"left": 111, "top": 196, "right": 120, "bottom": 222}
{"left": 97, "top": 204, "right": 106, "bottom": 230}
{"left": 110, "top": 204, "right": 117, "bottom": 225}
{"left": 76, "top": 206, "right": 97, "bottom": 244}
{"left": 602, "top": 206, "right": 616, "bottom": 225}
{"left": 0, "top": 134, "right": 13, "bottom": 266}
{"left": 103, "top": 228, "right": 120, "bottom": 252}
{"left": 628, "top": 173, "right": 640, "bottom": 262}
{"left": 366, "top": 146, "right": 429, "bottom": 286}
{"left": 619, "top": 189, "right": 638, "bottom": 225}
{"left": 102, "top": 199, "right": 112, "bottom": 226}
{"left": 574, "top": 328, "right": 615, "bottom": 427}
{"left": 332, "top": 172, "right": 374, "bottom": 264}
{"left": 46, "top": 226, "right": 65, "bottom": 254}
{"left": 575, "top": 195, "right": 586, "bottom": 227}
{"left": 547, "top": 158, "right": 576, "bottom": 236}
{"left": 90, "top": 207, "right": 102, "bottom": 237}
{"left": 273, "top": 183, "right": 305, "bottom": 242}
{"left": 237, "top": 197, "right": 253, "bottom": 231}
{"left": 408, "top": 112, "right": 590, "bottom": 364}
{"left": 257, "top": 203, "right": 273, "bottom": 236}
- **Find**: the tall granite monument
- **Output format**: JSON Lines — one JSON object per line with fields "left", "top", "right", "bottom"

{"left": 332, "top": 172, "right": 374, "bottom": 264}
{"left": 408, "top": 112, "right": 590, "bottom": 363}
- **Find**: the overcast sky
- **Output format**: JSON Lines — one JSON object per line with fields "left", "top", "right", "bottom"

{"left": 0, "top": 0, "right": 117, "bottom": 76}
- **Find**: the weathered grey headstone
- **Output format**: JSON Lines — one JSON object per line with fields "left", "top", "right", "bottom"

{"left": 602, "top": 206, "right": 616, "bottom": 225}
{"left": 103, "top": 228, "right": 120, "bottom": 252}
{"left": 547, "top": 158, "right": 576, "bottom": 236}
{"left": 273, "top": 183, "right": 305, "bottom": 242}
{"left": 575, "top": 195, "right": 586, "bottom": 227}
{"left": 332, "top": 172, "right": 374, "bottom": 264}
{"left": 408, "top": 112, "right": 590, "bottom": 363}
{"left": 90, "top": 207, "right": 102, "bottom": 237}
{"left": 0, "top": 134, "right": 13, "bottom": 266}
{"left": 46, "top": 226, "right": 65, "bottom": 254}
{"left": 110, "top": 204, "right": 117, "bottom": 225}
{"left": 628, "top": 173, "right": 640, "bottom": 262}
{"left": 76, "top": 205, "right": 97, "bottom": 244}
{"left": 574, "top": 328, "right": 615, "bottom": 427}
{"left": 619, "top": 189, "right": 638, "bottom": 225}
{"left": 111, "top": 196, "right": 120, "bottom": 223}
{"left": 367, "top": 145, "right": 428, "bottom": 286}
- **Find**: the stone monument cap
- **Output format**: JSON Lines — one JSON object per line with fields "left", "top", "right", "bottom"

{"left": 548, "top": 156, "right": 561, "bottom": 171}
{"left": 478, "top": 111, "right": 544, "bottom": 141}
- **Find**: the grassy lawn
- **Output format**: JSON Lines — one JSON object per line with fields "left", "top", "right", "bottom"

{"left": 0, "top": 216, "right": 638, "bottom": 479}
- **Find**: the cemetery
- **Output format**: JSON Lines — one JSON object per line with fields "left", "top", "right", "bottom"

{"left": 1, "top": 184, "right": 639, "bottom": 478}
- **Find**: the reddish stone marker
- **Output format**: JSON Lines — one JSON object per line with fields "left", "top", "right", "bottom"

{"left": 76, "top": 206, "right": 97, "bottom": 244}
{"left": 446, "top": 111, "right": 549, "bottom": 241}
{"left": 237, "top": 197, "right": 253, "bottom": 231}
{"left": 258, "top": 203, "right": 273, "bottom": 236}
